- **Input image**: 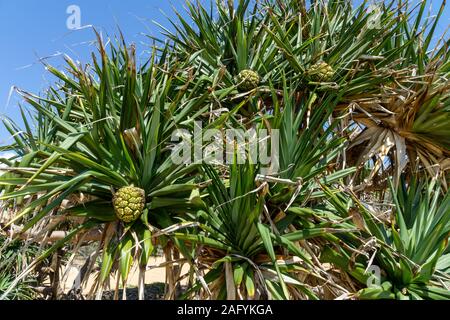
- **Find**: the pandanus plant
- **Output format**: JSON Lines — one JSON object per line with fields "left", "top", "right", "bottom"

{"left": 0, "top": 33, "right": 208, "bottom": 299}
{"left": 0, "top": 0, "right": 449, "bottom": 300}
{"left": 321, "top": 175, "right": 450, "bottom": 299}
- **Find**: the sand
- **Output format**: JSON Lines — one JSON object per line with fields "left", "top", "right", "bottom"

{"left": 60, "top": 255, "right": 190, "bottom": 297}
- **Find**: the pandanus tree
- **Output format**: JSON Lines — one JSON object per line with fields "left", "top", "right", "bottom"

{"left": 0, "top": 0, "right": 449, "bottom": 300}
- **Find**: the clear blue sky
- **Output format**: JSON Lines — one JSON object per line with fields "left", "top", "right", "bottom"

{"left": 0, "top": 1, "right": 448, "bottom": 144}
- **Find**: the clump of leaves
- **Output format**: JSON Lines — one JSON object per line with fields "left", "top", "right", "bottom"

{"left": 0, "top": 236, "right": 39, "bottom": 300}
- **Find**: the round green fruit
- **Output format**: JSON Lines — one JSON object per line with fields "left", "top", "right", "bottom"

{"left": 113, "top": 186, "right": 145, "bottom": 223}
{"left": 236, "top": 69, "right": 260, "bottom": 91}
{"left": 308, "top": 61, "right": 334, "bottom": 82}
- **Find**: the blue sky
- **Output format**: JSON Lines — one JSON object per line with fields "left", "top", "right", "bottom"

{"left": 0, "top": 1, "right": 449, "bottom": 146}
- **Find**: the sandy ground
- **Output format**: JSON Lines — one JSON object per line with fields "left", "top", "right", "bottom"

{"left": 61, "top": 255, "right": 190, "bottom": 296}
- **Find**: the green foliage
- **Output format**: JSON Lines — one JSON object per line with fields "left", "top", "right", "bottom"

{"left": 0, "top": 237, "right": 38, "bottom": 300}
{"left": 0, "top": 0, "right": 449, "bottom": 300}
{"left": 321, "top": 176, "right": 450, "bottom": 299}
